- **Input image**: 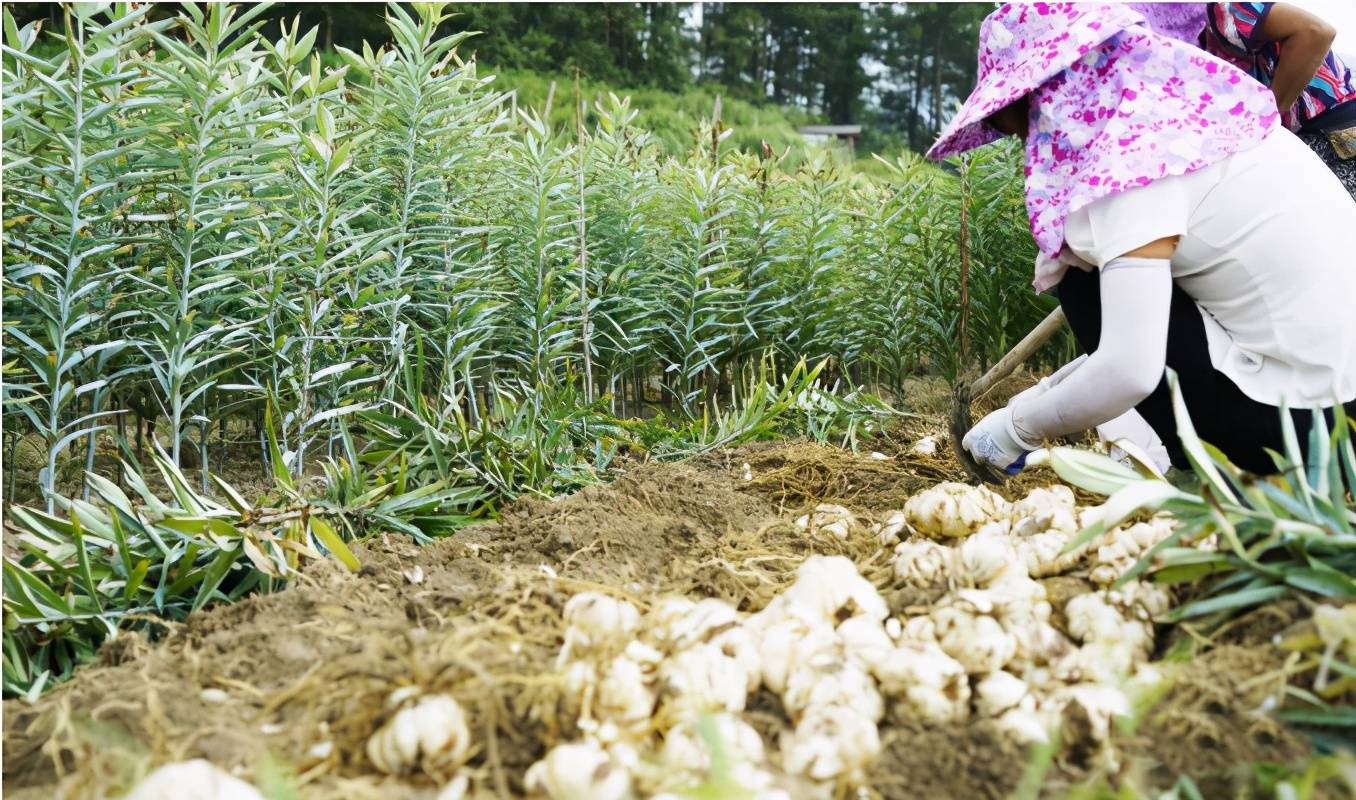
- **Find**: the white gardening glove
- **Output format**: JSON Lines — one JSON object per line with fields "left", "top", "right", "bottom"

{"left": 963, "top": 407, "right": 1040, "bottom": 475}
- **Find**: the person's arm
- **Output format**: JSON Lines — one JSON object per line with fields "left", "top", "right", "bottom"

{"left": 1008, "top": 239, "right": 1177, "bottom": 445}
{"left": 1261, "top": 4, "right": 1337, "bottom": 112}
{"left": 1216, "top": 3, "right": 1337, "bottom": 114}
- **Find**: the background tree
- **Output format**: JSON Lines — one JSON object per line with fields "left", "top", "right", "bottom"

{"left": 7, "top": 2, "right": 990, "bottom": 156}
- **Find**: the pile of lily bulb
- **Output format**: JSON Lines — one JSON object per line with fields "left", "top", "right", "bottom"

{"left": 123, "top": 482, "right": 1195, "bottom": 800}
{"left": 519, "top": 481, "right": 1184, "bottom": 800}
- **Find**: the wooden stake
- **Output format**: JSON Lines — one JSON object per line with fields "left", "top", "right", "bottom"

{"left": 958, "top": 160, "right": 971, "bottom": 371}
{"left": 575, "top": 69, "right": 594, "bottom": 404}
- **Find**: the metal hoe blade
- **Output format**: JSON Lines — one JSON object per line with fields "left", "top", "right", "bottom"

{"left": 949, "top": 381, "right": 1003, "bottom": 485}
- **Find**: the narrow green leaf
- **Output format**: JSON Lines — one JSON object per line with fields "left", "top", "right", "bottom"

{"left": 308, "top": 516, "right": 359, "bottom": 572}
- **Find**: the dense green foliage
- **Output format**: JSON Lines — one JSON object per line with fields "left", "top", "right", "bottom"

{"left": 0, "top": 2, "right": 1052, "bottom": 694}
{"left": 1, "top": 1, "right": 1052, "bottom": 505}
{"left": 1050, "top": 375, "right": 1356, "bottom": 733}
{"left": 10, "top": 2, "right": 992, "bottom": 153}
{"left": 491, "top": 67, "right": 817, "bottom": 161}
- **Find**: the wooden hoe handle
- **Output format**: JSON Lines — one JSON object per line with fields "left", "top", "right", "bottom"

{"left": 969, "top": 307, "right": 1067, "bottom": 399}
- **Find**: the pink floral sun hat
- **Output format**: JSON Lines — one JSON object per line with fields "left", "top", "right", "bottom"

{"left": 928, "top": 3, "right": 1279, "bottom": 292}
{"left": 927, "top": 3, "right": 1148, "bottom": 160}
{"left": 1128, "top": 3, "right": 1207, "bottom": 44}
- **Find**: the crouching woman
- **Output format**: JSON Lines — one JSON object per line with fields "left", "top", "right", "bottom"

{"left": 928, "top": 3, "right": 1356, "bottom": 475}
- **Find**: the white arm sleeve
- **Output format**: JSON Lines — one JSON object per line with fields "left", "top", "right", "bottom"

{"left": 1009, "top": 257, "right": 1172, "bottom": 444}
{"left": 1007, "top": 353, "right": 1090, "bottom": 409}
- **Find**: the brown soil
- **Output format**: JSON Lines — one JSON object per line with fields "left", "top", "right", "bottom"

{"left": 1139, "top": 646, "right": 1309, "bottom": 781}
{"left": 0, "top": 396, "right": 1321, "bottom": 799}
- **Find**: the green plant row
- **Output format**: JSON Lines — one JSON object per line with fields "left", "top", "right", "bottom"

{"left": 1, "top": 353, "right": 894, "bottom": 696}
{"left": 1, "top": 2, "right": 1061, "bottom": 512}
{"left": 1, "top": 435, "right": 468, "bottom": 698}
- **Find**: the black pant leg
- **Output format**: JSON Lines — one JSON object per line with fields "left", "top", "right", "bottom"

{"left": 1053, "top": 267, "right": 1326, "bottom": 475}
{"left": 1055, "top": 267, "right": 1189, "bottom": 468}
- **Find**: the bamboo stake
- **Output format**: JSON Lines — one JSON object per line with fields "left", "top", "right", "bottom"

{"left": 958, "top": 158, "right": 971, "bottom": 371}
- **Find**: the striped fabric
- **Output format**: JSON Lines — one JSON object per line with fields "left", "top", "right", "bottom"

{"left": 1204, "top": 2, "right": 1356, "bottom": 133}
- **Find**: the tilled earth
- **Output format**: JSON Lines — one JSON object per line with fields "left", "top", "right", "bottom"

{"left": 1, "top": 430, "right": 1314, "bottom": 799}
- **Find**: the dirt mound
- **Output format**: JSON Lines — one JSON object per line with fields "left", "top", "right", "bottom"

{"left": 710, "top": 435, "right": 1097, "bottom": 514}
{"left": 1, "top": 443, "right": 1315, "bottom": 800}
{"left": 870, "top": 718, "right": 1026, "bottom": 800}
{"left": 1134, "top": 644, "right": 1310, "bottom": 794}
{"left": 711, "top": 441, "right": 954, "bottom": 512}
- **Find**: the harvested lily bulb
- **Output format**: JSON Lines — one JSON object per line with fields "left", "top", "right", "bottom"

{"left": 1104, "top": 581, "right": 1172, "bottom": 621}
{"left": 1064, "top": 593, "right": 1152, "bottom": 655}
{"left": 780, "top": 704, "right": 882, "bottom": 782}
{"left": 911, "top": 434, "right": 940, "bottom": 456}
{"left": 904, "top": 482, "right": 1009, "bottom": 540}
{"left": 1090, "top": 521, "right": 1174, "bottom": 586}
{"left": 669, "top": 598, "right": 742, "bottom": 648}
{"left": 1008, "top": 486, "right": 1078, "bottom": 537}
{"left": 561, "top": 660, "right": 598, "bottom": 716}
{"left": 933, "top": 606, "right": 1017, "bottom": 674}
{"left": 996, "top": 706, "right": 1052, "bottom": 744}
{"left": 777, "top": 555, "right": 888, "bottom": 624}
{"left": 837, "top": 616, "right": 895, "bottom": 673}
{"left": 783, "top": 656, "right": 884, "bottom": 722}
{"left": 1005, "top": 618, "right": 1072, "bottom": 670}
{"left": 969, "top": 575, "right": 1047, "bottom": 615}
{"left": 794, "top": 503, "right": 856, "bottom": 540}
{"left": 436, "top": 773, "right": 470, "bottom": 800}
{"left": 660, "top": 644, "right": 749, "bottom": 714}
{"left": 709, "top": 624, "right": 762, "bottom": 692}
{"left": 1053, "top": 640, "right": 1138, "bottom": 685}
{"left": 974, "top": 671, "right": 1029, "bottom": 717}
{"left": 660, "top": 713, "right": 767, "bottom": 776}
{"left": 891, "top": 539, "right": 952, "bottom": 587}
{"left": 1016, "top": 531, "right": 1084, "bottom": 577}
{"left": 876, "top": 510, "right": 909, "bottom": 545}
{"left": 898, "top": 615, "right": 937, "bottom": 645}
{"left": 754, "top": 615, "right": 839, "bottom": 693}
{"left": 596, "top": 655, "right": 656, "bottom": 728}
{"left": 646, "top": 597, "right": 698, "bottom": 650}
{"left": 1059, "top": 684, "right": 1131, "bottom": 743}
{"left": 562, "top": 593, "right": 640, "bottom": 658}
{"left": 1088, "top": 562, "right": 1124, "bottom": 588}
{"left": 957, "top": 527, "right": 1021, "bottom": 586}
{"left": 874, "top": 643, "right": 970, "bottom": 723}
{"left": 124, "top": 760, "right": 265, "bottom": 800}
{"left": 623, "top": 640, "right": 665, "bottom": 674}
{"left": 1063, "top": 593, "right": 1122, "bottom": 643}
{"left": 367, "top": 693, "right": 471, "bottom": 775}
{"left": 525, "top": 741, "right": 632, "bottom": 800}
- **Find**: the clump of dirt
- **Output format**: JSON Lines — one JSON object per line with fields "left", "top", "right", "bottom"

{"left": 870, "top": 718, "right": 1027, "bottom": 800}
{"left": 710, "top": 434, "right": 1094, "bottom": 514}
{"left": 471, "top": 463, "right": 771, "bottom": 588}
{"left": 711, "top": 441, "right": 955, "bottom": 512}
{"left": 1134, "top": 644, "right": 1309, "bottom": 789}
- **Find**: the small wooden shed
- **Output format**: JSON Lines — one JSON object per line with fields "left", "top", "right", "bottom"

{"left": 797, "top": 124, "right": 863, "bottom": 152}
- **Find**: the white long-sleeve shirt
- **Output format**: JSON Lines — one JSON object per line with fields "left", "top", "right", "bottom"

{"left": 1010, "top": 127, "right": 1356, "bottom": 445}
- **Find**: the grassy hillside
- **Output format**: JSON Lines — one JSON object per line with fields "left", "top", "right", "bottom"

{"left": 490, "top": 67, "right": 819, "bottom": 157}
